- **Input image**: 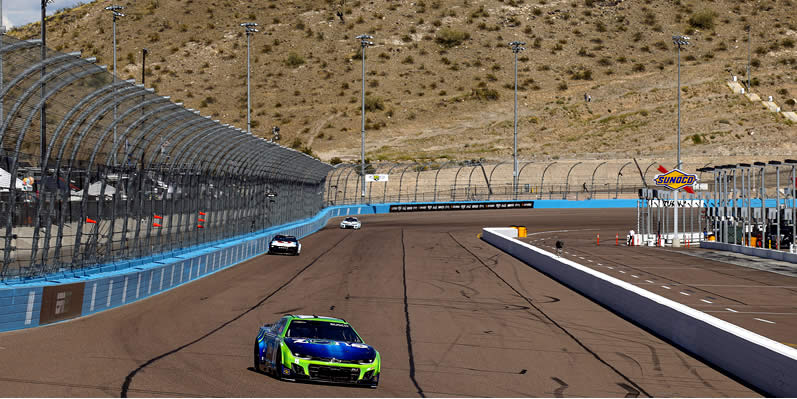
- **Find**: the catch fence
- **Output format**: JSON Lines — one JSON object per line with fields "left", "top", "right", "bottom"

{"left": 0, "top": 36, "right": 331, "bottom": 280}
{"left": 324, "top": 160, "right": 721, "bottom": 205}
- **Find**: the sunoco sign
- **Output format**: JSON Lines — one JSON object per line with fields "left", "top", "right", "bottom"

{"left": 653, "top": 169, "right": 698, "bottom": 191}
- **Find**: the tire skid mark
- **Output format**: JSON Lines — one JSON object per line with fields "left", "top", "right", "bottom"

{"left": 618, "top": 382, "right": 641, "bottom": 398}
{"left": 0, "top": 376, "right": 216, "bottom": 398}
{"left": 401, "top": 228, "right": 426, "bottom": 398}
{"left": 615, "top": 351, "right": 644, "bottom": 375}
{"left": 551, "top": 376, "right": 569, "bottom": 398}
{"left": 673, "top": 350, "right": 723, "bottom": 395}
{"left": 119, "top": 232, "right": 354, "bottom": 397}
{"left": 452, "top": 232, "right": 652, "bottom": 398}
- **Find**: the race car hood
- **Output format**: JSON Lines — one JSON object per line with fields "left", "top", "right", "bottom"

{"left": 284, "top": 337, "right": 376, "bottom": 362}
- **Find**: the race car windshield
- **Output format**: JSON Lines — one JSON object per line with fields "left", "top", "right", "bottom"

{"left": 286, "top": 320, "right": 362, "bottom": 343}
{"left": 344, "top": 217, "right": 357, "bottom": 221}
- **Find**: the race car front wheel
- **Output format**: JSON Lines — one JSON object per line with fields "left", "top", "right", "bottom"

{"left": 274, "top": 350, "right": 284, "bottom": 380}
{"left": 253, "top": 342, "right": 263, "bottom": 374}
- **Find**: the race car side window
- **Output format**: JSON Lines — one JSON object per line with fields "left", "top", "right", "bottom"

{"left": 276, "top": 318, "right": 288, "bottom": 335}
{"left": 273, "top": 318, "right": 287, "bottom": 334}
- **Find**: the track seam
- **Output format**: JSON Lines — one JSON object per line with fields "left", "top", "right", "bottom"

{"left": 119, "top": 232, "right": 353, "bottom": 397}
{"left": 401, "top": 228, "right": 426, "bottom": 398}
{"left": 448, "top": 232, "right": 652, "bottom": 398}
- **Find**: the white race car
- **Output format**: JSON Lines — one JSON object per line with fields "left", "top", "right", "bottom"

{"left": 269, "top": 235, "right": 301, "bottom": 255}
{"left": 339, "top": 217, "right": 362, "bottom": 229}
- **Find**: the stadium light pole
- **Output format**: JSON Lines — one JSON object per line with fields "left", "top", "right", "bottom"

{"left": 105, "top": 5, "right": 125, "bottom": 166}
{"left": 356, "top": 34, "right": 373, "bottom": 200}
{"left": 746, "top": 25, "right": 751, "bottom": 90}
{"left": 672, "top": 34, "right": 690, "bottom": 247}
{"left": 1, "top": 0, "right": 5, "bottom": 127}
{"left": 510, "top": 41, "right": 526, "bottom": 198}
{"left": 40, "top": 0, "right": 55, "bottom": 172}
{"left": 241, "top": 22, "right": 258, "bottom": 134}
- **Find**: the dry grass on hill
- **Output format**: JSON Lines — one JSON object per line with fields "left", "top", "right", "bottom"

{"left": 9, "top": 0, "right": 797, "bottom": 166}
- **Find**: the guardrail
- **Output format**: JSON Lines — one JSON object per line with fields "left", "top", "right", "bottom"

{"left": 482, "top": 227, "right": 797, "bottom": 396}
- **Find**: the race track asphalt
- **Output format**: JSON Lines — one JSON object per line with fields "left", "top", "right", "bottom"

{"left": 0, "top": 209, "right": 758, "bottom": 397}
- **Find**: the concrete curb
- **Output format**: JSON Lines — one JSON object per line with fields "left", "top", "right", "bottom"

{"left": 482, "top": 227, "right": 797, "bottom": 397}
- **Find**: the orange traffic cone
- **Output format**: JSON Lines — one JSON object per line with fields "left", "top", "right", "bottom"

{"left": 86, "top": 217, "right": 97, "bottom": 224}
{"left": 198, "top": 218, "right": 206, "bottom": 222}
{"left": 153, "top": 215, "right": 163, "bottom": 219}
{"left": 197, "top": 225, "right": 204, "bottom": 229}
{"left": 153, "top": 222, "right": 162, "bottom": 228}
{"left": 199, "top": 211, "right": 206, "bottom": 216}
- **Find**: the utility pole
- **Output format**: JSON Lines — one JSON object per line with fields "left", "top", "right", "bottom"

{"left": 41, "top": 0, "right": 54, "bottom": 172}
{"left": 105, "top": 5, "right": 125, "bottom": 166}
{"left": 672, "top": 35, "right": 690, "bottom": 247}
{"left": 356, "top": 34, "right": 373, "bottom": 200}
{"left": 509, "top": 41, "right": 526, "bottom": 198}
{"left": 746, "top": 25, "right": 751, "bottom": 90}
{"left": 1, "top": 0, "right": 5, "bottom": 128}
{"left": 240, "top": 23, "right": 258, "bottom": 134}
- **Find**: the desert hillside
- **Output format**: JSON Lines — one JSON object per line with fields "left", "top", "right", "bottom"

{"left": 8, "top": 0, "right": 797, "bottom": 165}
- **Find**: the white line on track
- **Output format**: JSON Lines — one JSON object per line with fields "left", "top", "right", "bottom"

{"left": 645, "top": 280, "right": 655, "bottom": 284}
{"left": 705, "top": 311, "right": 797, "bottom": 315}
{"left": 619, "top": 270, "right": 626, "bottom": 274}
{"left": 587, "top": 260, "right": 593, "bottom": 262}
{"left": 701, "top": 299, "right": 713, "bottom": 304}
{"left": 726, "top": 308, "right": 738, "bottom": 313}
{"left": 680, "top": 291, "right": 690, "bottom": 296}
{"left": 578, "top": 257, "right": 585, "bottom": 260}
{"left": 661, "top": 286, "right": 671, "bottom": 289}
{"left": 754, "top": 318, "right": 776, "bottom": 324}
{"left": 631, "top": 275, "right": 639, "bottom": 278}
{"left": 607, "top": 266, "right": 614, "bottom": 269}
{"left": 597, "top": 263, "right": 602, "bottom": 266}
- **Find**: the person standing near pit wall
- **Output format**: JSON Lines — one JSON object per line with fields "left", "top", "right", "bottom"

{"left": 627, "top": 228, "right": 635, "bottom": 245}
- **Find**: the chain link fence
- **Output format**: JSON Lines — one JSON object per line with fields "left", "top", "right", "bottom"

{"left": 0, "top": 36, "right": 331, "bottom": 280}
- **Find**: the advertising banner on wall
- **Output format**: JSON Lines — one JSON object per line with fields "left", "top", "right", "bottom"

{"left": 39, "top": 283, "right": 85, "bottom": 325}
{"left": 390, "top": 201, "right": 534, "bottom": 212}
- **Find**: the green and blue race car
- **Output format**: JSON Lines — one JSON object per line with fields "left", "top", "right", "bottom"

{"left": 253, "top": 315, "right": 381, "bottom": 387}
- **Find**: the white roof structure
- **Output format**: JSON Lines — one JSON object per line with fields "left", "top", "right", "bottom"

{"left": 0, "top": 168, "right": 25, "bottom": 191}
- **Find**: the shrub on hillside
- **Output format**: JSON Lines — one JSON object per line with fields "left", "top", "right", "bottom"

{"left": 435, "top": 28, "right": 470, "bottom": 48}
{"left": 365, "top": 96, "right": 385, "bottom": 112}
{"left": 469, "top": 87, "right": 499, "bottom": 101}
{"left": 689, "top": 10, "right": 716, "bottom": 30}
{"left": 285, "top": 52, "right": 305, "bottom": 68}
